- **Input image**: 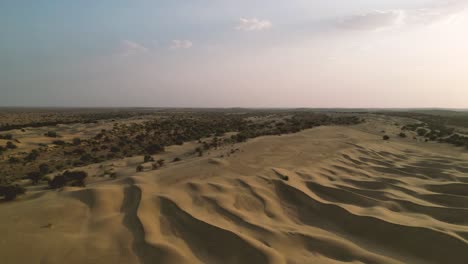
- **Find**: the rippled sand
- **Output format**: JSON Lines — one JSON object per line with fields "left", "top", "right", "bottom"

{"left": 2, "top": 118, "right": 468, "bottom": 264}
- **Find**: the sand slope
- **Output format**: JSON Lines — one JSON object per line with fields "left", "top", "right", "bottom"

{"left": 2, "top": 120, "right": 468, "bottom": 264}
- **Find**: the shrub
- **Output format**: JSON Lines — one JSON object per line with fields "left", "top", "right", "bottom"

{"left": 195, "top": 147, "right": 203, "bottom": 157}
{"left": 144, "top": 155, "right": 154, "bottom": 162}
{"left": 0, "top": 134, "right": 13, "bottom": 140}
{"left": 0, "top": 145, "right": 5, "bottom": 153}
{"left": 173, "top": 157, "right": 181, "bottom": 162}
{"left": 136, "top": 165, "right": 144, "bottom": 172}
{"left": 157, "top": 159, "right": 165, "bottom": 167}
{"left": 44, "top": 131, "right": 58, "bottom": 137}
{"left": 6, "top": 141, "right": 17, "bottom": 149}
{"left": 72, "top": 137, "right": 81, "bottom": 146}
{"left": 399, "top": 132, "right": 407, "bottom": 138}
{"left": 110, "top": 146, "right": 120, "bottom": 153}
{"left": 8, "top": 157, "right": 20, "bottom": 163}
{"left": 80, "top": 153, "right": 93, "bottom": 163}
{"left": 49, "top": 170, "right": 88, "bottom": 189}
{"left": 45, "top": 131, "right": 58, "bottom": 138}
{"left": 151, "top": 163, "right": 159, "bottom": 170}
{"left": 49, "top": 175, "right": 66, "bottom": 189}
{"left": 39, "top": 163, "right": 50, "bottom": 175}
{"left": 0, "top": 184, "right": 26, "bottom": 201}
{"left": 24, "top": 149, "right": 40, "bottom": 162}
{"left": 383, "top": 135, "right": 390, "bottom": 140}
{"left": 52, "top": 140, "right": 65, "bottom": 146}
{"left": 27, "top": 171, "right": 43, "bottom": 185}
{"left": 145, "top": 144, "right": 164, "bottom": 155}
{"left": 416, "top": 128, "right": 427, "bottom": 136}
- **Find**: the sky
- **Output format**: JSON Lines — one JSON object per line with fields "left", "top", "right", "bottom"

{"left": 1, "top": 0, "right": 467, "bottom": 108}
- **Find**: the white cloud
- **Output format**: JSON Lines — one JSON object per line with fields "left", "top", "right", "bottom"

{"left": 118, "top": 40, "right": 149, "bottom": 56}
{"left": 236, "top": 18, "right": 272, "bottom": 31}
{"left": 170, "top": 40, "right": 193, "bottom": 49}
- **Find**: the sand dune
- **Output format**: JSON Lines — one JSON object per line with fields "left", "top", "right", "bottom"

{"left": 2, "top": 118, "right": 468, "bottom": 263}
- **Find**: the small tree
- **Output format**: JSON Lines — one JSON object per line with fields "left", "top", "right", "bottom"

{"left": 399, "top": 132, "right": 407, "bottom": 138}
{"left": 383, "top": 135, "right": 390, "bottom": 140}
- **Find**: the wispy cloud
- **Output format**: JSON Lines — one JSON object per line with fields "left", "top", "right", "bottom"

{"left": 118, "top": 40, "right": 149, "bottom": 56}
{"left": 236, "top": 18, "right": 272, "bottom": 31}
{"left": 338, "top": 1, "right": 468, "bottom": 31}
{"left": 170, "top": 40, "right": 193, "bottom": 49}
{"left": 338, "top": 10, "right": 405, "bottom": 31}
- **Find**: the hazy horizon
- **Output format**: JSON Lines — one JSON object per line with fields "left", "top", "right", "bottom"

{"left": 2, "top": 0, "right": 468, "bottom": 108}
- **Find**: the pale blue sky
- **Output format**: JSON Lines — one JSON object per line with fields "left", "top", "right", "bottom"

{"left": 1, "top": 0, "right": 467, "bottom": 107}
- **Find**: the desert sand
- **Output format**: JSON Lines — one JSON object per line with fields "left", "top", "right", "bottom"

{"left": 1, "top": 116, "right": 468, "bottom": 264}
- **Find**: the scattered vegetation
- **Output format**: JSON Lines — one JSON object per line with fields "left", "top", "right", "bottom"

{"left": 381, "top": 111, "right": 468, "bottom": 150}
{"left": 0, "top": 134, "right": 13, "bottom": 140}
{"left": 0, "top": 110, "right": 363, "bottom": 182}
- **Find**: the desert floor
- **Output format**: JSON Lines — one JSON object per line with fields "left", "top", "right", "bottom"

{"left": 2, "top": 116, "right": 468, "bottom": 264}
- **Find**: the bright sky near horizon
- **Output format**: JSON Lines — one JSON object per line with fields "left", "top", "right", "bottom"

{"left": 1, "top": 0, "right": 467, "bottom": 108}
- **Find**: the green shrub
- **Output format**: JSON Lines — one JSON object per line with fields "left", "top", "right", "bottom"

{"left": 383, "top": 135, "right": 390, "bottom": 140}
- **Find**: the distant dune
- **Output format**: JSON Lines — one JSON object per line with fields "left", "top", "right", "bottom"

{"left": 2, "top": 115, "right": 468, "bottom": 263}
